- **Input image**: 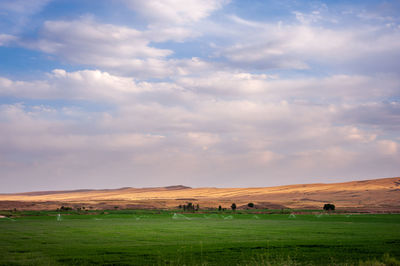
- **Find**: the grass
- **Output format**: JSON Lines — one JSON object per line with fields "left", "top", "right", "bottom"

{"left": 0, "top": 210, "right": 399, "bottom": 265}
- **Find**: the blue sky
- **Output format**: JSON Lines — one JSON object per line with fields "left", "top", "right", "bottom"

{"left": 0, "top": 0, "right": 399, "bottom": 192}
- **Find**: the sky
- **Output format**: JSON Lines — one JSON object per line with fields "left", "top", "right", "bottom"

{"left": 0, "top": 0, "right": 400, "bottom": 193}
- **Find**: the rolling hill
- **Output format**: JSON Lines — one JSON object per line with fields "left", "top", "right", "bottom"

{"left": 1, "top": 177, "right": 399, "bottom": 212}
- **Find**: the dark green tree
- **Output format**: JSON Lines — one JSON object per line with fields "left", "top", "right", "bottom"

{"left": 323, "top": 203, "right": 335, "bottom": 211}
{"left": 231, "top": 203, "right": 237, "bottom": 211}
{"left": 247, "top": 203, "right": 254, "bottom": 208}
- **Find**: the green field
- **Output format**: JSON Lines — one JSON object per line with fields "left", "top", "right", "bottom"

{"left": 1, "top": 210, "right": 399, "bottom": 265}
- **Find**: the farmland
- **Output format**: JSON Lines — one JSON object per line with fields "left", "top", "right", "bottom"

{"left": 1, "top": 210, "right": 399, "bottom": 265}
{"left": 1, "top": 177, "right": 400, "bottom": 212}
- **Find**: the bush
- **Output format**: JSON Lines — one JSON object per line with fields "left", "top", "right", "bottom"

{"left": 323, "top": 203, "right": 335, "bottom": 211}
{"left": 247, "top": 203, "right": 254, "bottom": 208}
{"left": 231, "top": 203, "right": 237, "bottom": 211}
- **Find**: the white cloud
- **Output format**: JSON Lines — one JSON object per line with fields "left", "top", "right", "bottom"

{"left": 378, "top": 140, "right": 398, "bottom": 155}
{"left": 1, "top": 67, "right": 400, "bottom": 191}
{"left": 2, "top": 98, "right": 399, "bottom": 191}
{"left": 20, "top": 17, "right": 218, "bottom": 78}
{"left": 0, "top": 34, "right": 17, "bottom": 46}
{"left": 122, "top": 0, "right": 229, "bottom": 25}
{"left": 177, "top": 71, "right": 272, "bottom": 95}
{"left": 217, "top": 15, "right": 400, "bottom": 72}
{"left": 0, "top": 0, "right": 52, "bottom": 33}
{"left": 0, "top": 0, "right": 51, "bottom": 14}
{"left": 186, "top": 132, "right": 220, "bottom": 150}
{"left": 20, "top": 5, "right": 400, "bottom": 80}
{"left": 0, "top": 104, "right": 165, "bottom": 153}
{"left": 336, "top": 101, "right": 400, "bottom": 131}
{"left": 0, "top": 69, "right": 144, "bottom": 101}
{"left": 175, "top": 71, "right": 400, "bottom": 104}
{"left": 32, "top": 17, "right": 171, "bottom": 61}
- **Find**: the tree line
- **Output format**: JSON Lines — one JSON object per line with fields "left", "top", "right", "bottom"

{"left": 177, "top": 202, "right": 336, "bottom": 212}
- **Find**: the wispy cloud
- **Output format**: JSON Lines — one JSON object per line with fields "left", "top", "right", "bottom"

{"left": 122, "top": 0, "right": 229, "bottom": 25}
{"left": 0, "top": 0, "right": 52, "bottom": 33}
{"left": 217, "top": 15, "right": 400, "bottom": 72}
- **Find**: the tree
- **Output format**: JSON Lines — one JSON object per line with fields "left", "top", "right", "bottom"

{"left": 231, "top": 203, "right": 237, "bottom": 211}
{"left": 182, "top": 203, "right": 195, "bottom": 212}
{"left": 323, "top": 203, "right": 335, "bottom": 211}
{"left": 187, "top": 202, "right": 194, "bottom": 212}
{"left": 218, "top": 205, "right": 222, "bottom": 211}
{"left": 247, "top": 203, "right": 254, "bottom": 208}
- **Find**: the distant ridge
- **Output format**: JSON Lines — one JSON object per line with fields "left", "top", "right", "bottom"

{"left": 164, "top": 185, "right": 191, "bottom": 190}
{"left": 15, "top": 189, "right": 96, "bottom": 196}
{"left": 3, "top": 185, "right": 191, "bottom": 196}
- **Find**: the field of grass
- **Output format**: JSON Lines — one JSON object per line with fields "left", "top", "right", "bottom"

{"left": 1, "top": 210, "right": 399, "bottom": 265}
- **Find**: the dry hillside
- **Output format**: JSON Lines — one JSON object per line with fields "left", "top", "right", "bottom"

{"left": 1, "top": 177, "right": 399, "bottom": 212}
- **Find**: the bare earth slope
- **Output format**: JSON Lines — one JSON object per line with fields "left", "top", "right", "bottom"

{"left": 1, "top": 177, "right": 399, "bottom": 212}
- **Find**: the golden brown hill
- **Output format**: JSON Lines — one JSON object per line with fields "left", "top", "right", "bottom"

{"left": 0, "top": 177, "right": 399, "bottom": 212}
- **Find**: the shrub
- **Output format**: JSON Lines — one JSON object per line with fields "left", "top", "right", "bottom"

{"left": 231, "top": 203, "right": 237, "bottom": 211}
{"left": 247, "top": 203, "right": 254, "bottom": 208}
{"left": 323, "top": 203, "right": 335, "bottom": 211}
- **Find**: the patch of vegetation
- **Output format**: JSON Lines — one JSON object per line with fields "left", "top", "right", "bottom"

{"left": 360, "top": 253, "right": 400, "bottom": 266}
{"left": 323, "top": 203, "right": 336, "bottom": 211}
{"left": 0, "top": 211, "right": 399, "bottom": 265}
